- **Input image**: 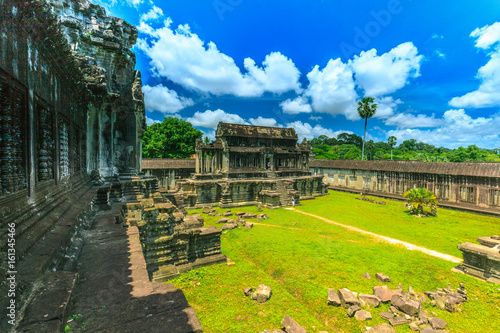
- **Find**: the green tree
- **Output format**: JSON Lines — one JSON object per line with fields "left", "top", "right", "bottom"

{"left": 142, "top": 117, "right": 203, "bottom": 158}
{"left": 204, "top": 136, "right": 211, "bottom": 144}
{"left": 403, "top": 188, "right": 438, "bottom": 216}
{"left": 357, "top": 97, "right": 377, "bottom": 161}
{"left": 388, "top": 136, "right": 397, "bottom": 160}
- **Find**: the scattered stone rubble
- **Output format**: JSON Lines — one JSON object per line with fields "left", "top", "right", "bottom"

{"left": 260, "top": 314, "right": 312, "bottom": 333}
{"left": 243, "top": 284, "right": 273, "bottom": 303}
{"left": 356, "top": 196, "right": 387, "bottom": 205}
{"left": 202, "top": 207, "right": 264, "bottom": 232}
{"left": 328, "top": 273, "right": 466, "bottom": 331}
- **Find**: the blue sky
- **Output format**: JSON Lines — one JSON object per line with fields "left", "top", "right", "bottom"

{"left": 95, "top": 0, "right": 500, "bottom": 148}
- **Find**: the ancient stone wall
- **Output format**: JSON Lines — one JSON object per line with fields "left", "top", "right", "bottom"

{"left": 311, "top": 160, "right": 500, "bottom": 214}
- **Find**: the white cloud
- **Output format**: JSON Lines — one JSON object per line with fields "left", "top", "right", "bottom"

{"left": 305, "top": 58, "right": 358, "bottom": 119}
{"left": 280, "top": 96, "right": 312, "bottom": 114}
{"left": 125, "top": 0, "right": 143, "bottom": 8}
{"left": 146, "top": 116, "right": 161, "bottom": 126}
{"left": 140, "top": 5, "right": 163, "bottom": 22}
{"left": 431, "top": 34, "right": 444, "bottom": 39}
{"left": 309, "top": 116, "right": 323, "bottom": 122}
{"left": 449, "top": 22, "right": 500, "bottom": 108}
{"left": 285, "top": 121, "right": 338, "bottom": 140}
{"left": 186, "top": 109, "right": 249, "bottom": 128}
{"left": 373, "top": 96, "right": 402, "bottom": 119}
{"left": 384, "top": 113, "right": 445, "bottom": 128}
{"left": 142, "top": 85, "right": 194, "bottom": 114}
{"left": 350, "top": 42, "right": 423, "bottom": 97}
{"left": 434, "top": 49, "right": 446, "bottom": 59}
{"left": 138, "top": 19, "right": 301, "bottom": 97}
{"left": 387, "top": 109, "right": 500, "bottom": 148}
{"left": 248, "top": 116, "right": 281, "bottom": 127}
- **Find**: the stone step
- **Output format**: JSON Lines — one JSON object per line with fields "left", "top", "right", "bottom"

{"left": 16, "top": 271, "right": 78, "bottom": 333}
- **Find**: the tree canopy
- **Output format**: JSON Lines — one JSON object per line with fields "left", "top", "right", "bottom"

{"left": 403, "top": 188, "right": 437, "bottom": 216}
{"left": 357, "top": 97, "right": 377, "bottom": 161}
{"left": 142, "top": 117, "right": 203, "bottom": 159}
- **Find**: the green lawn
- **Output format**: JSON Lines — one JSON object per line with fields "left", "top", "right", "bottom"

{"left": 171, "top": 191, "right": 500, "bottom": 333}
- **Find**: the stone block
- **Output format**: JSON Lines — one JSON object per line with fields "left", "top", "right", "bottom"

{"left": 359, "top": 293, "right": 381, "bottom": 308}
{"left": 429, "top": 317, "right": 447, "bottom": 330}
{"left": 216, "top": 218, "right": 230, "bottom": 224}
{"left": 252, "top": 284, "right": 272, "bottom": 303}
{"left": 245, "top": 223, "right": 254, "bottom": 229}
{"left": 281, "top": 314, "right": 307, "bottom": 333}
{"left": 338, "top": 288, "right": 360, "bottom": 308}
{"left": 379, "top": 312, "right": 394, "bottom": 321}
{"left": 328, "top": 288, "right": 341, "bottom": 306}
{"left": 354, "top": 310, "right": 372, "bottom": 321}
{"left": 389, "top": 316, "right": 411, "bottom": 327}
{"left": 375, "top": 273, "right": 391, "bottom": 282}
{"left": 347, "top": 305, "right": 361, "bottom": 317}
{"left": 373, "top": 285, "right": 392, "bottom": 302}
{"left": 364, "top": 323, "right": 397, "bottom": 333}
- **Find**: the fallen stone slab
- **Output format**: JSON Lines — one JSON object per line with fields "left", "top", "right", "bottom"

{"left": 379, "top": 312, "right": 394, "bottom": 321}
{"left": 328, "top": 288, "right": 341, "bottom": 306}
{"left": 202, "top": 207, "right": 210, "bottom": 214}
{"left": 242, "top": 213, "right": 257, "bottom": 219}
{"left": 252, "top": 284, "right": 272, "bottom": 303}
{"left": 338, "top": 288, "right": 360, "bottom": 308}
{"left": 409, "top": 322, "right": 419, "bottom": 331}
{"left": 391, "top": 294, "right": 420, "bottom": 316}
{"left": 364, "top": 323, "right": 397, "bottom": 333}
{"left": 354, "top": 310, "right": 372, "bottom": 321}
{"left": 389, "top": 316, "right": 411, "bottom": 327}
{"left": 258, "top": 213, "right": 269, "bottom": 220}
{"left": 245, "top": 223, "right": 254, "bottom": 229}
{"left": 281, "top": 314, "right": 307, "bottom": 333}
{"left": 359, "top": 293, "right": 381, "bottom": 308}
{"left": 429, "top": 317, "right": 447, "bottom": 330}
{"left": 376, "top": 273, "right": 391, "bottom": 282}
{"left": 216, "top": 218, "right": 230, "bottom": 224}
{"left": 363, "top": 272, "right": 371, "bottom": 279}
{"left": 222, "top": 223, "right": 237, "bottom": 230}
{"left": 236, "top": 219, "right": 246, "bottom": 226}
{"left": 222, "top": 211, "right": 233, "bottom": 217}
{"left": 373, "top": 285, "right": 392, "bottom": 302}
{"left": 347, "top": 305, "right": 361, "bottom": 317}
{"left": 420, "top": 328, "right": 439, "bottom": 333}
{"left": 244, "top": 287, "right": 253, "bottom": 296}
{"left": 273, "top": 330, "right": 286, "bottom": 333}
{"left": 236, "top": 211, "right": 246, "bottom": 216}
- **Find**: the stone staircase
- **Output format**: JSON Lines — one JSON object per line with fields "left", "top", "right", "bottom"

{"left": 276, "top": 180, "right": 291, "bottom": 207}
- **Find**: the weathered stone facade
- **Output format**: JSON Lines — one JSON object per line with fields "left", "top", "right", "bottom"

{"left": 47, "top": 0, "right": 146, "bottom": 179}
{"left": 458, "top": 236, "right": 500, "bottom": 284}
{"left": 311, "top": 159, "right": 500, "bottom": 215}
{"left": 144, "top": 122, "right": 328, "bottom": 209}
{"left": 122, "top": 194, "right": 226, "bottom": 282}
{"left": 0, "top": 1, "right": 204, "bottom": 332}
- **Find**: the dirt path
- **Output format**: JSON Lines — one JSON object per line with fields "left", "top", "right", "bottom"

{"left": 287, "top": 208, "right": 462, "bottom": 264}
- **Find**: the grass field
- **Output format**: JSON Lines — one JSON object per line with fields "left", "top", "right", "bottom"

{"left": 171, "top": 191, "right": 500, "bottom": 333}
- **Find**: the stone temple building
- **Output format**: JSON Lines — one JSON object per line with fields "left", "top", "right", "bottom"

{"left": 0, "top": 1, "right": 220, "bottom": 332}
{"left": 150, "top": 122, "right": 328, "bottom": 209}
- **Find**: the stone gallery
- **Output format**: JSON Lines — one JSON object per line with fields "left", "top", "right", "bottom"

{"left": 311, "top": 159, "right": 500, "bottom": 214}
{"left": 153, "top": 122, "right": 329, "bottom": 208}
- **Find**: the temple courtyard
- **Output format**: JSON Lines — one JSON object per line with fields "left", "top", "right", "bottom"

{"left": 165, "top": 191, "right": 500, "bottom": 333}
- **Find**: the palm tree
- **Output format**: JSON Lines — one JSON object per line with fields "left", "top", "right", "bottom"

{"left": 388, "top": 136, "right": 397, "bottom": 160}
{"left": 357, "top": 97, "right": 377, "bottom": 161}
{"left": 403, "top": 188, "right": 438, "bottom": 216}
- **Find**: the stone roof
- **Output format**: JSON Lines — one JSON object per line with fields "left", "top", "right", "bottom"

{"left": 142, "top": 159, "right": 195, "bottom": 170}
{"left": 215, "top": 122, "right": 298, "bottom": 140}
{"left": 309, "top": 159, "right": 500, "bottom": 178}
